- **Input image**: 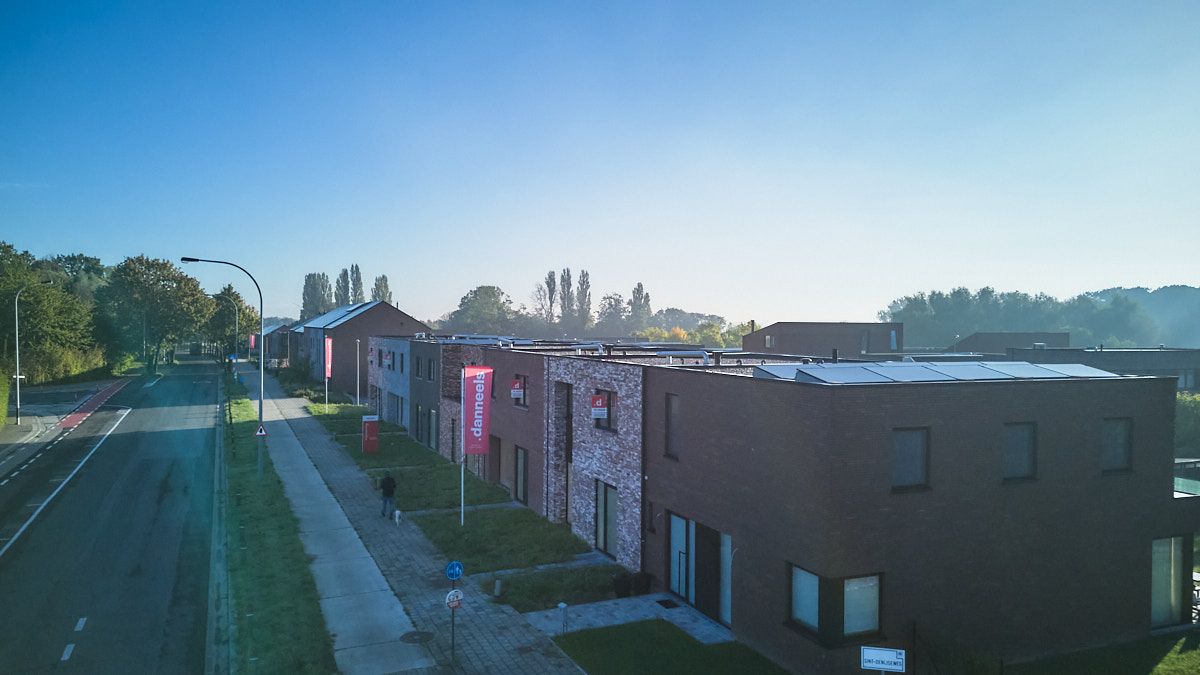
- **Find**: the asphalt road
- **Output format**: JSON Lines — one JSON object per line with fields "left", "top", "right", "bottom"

{"left": 0, "top": 358, "right": 219, "bottom": 673}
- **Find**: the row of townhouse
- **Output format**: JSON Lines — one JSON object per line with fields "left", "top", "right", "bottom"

{"left": 367, "top": 333, "right": 1200, "bottom": 673}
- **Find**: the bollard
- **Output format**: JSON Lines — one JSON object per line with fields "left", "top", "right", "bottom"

{"left": 559, "top": 602, "right": 568, "bottom": 635}
{"left": 493, "top": 578, "right": 504, "bottom": 598}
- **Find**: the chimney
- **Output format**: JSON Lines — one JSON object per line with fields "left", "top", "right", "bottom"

{"left": 750, "top": 320, "right": 756, "bottom": 333}
{"left": 832, "top": 348, "right": 839, "bottom": 363}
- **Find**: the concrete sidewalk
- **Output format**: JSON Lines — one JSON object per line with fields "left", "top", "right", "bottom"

{"left": 256, "top": 369, "right": 581, "bottom": 674}
{"left": 243, "top": 366, "right": 436, "bottom": 674}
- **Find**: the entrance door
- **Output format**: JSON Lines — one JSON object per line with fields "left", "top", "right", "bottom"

{"left": 668, "top": 514, "right": 731, "bottom": 625}
{"left": 596, "top": 481, "right": 618, "bottom": 556}
{"left": 515, "top": 446, "right": 528, "bottom": 504}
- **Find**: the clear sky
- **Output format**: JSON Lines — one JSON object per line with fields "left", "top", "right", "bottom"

{"left": 2, "top": 1, "right": 1198, "bottom": 324}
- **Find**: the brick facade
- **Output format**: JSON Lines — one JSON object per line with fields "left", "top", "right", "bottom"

{"left": 742, "top": 321, "right": 903, "bottom": 357}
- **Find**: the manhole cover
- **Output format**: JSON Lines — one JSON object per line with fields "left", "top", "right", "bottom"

{"left": 656, "top": 599, "right": 680, "bottom": 609}
{"left": 400, "top": 631, "right": 434, "bottom": 644}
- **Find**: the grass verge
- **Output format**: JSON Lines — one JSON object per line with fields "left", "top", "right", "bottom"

{"left": 554, "top": 619, "right": 786, "bottom": 675}
{"left": 1008, "top": 633, "right": 1200, "bottom": 675}
{"left": 478, "top": 564, "right": 626, "bottom": 613}
{"left": 225, "top": 375, "right": 335, "bottom": 673}
{"left": 413, "top": 508, "right": 590, "bottom": 573}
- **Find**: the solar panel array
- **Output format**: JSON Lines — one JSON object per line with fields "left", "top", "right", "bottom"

{"left": 753, "top": 361, "right": 1122, "bottom": 385}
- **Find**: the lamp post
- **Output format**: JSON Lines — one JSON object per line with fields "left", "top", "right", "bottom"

{"left": 356, "top": 338, "right": 360, "bottom": 406}
{"left": 182, "top": 256, "right": 265, "bottom": 480}
{"left": 12, "top": 281, "right": 50, "bottom": 426}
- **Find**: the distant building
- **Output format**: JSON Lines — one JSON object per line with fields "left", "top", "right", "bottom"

{"left": 295, "top": 302, "right": 429, "bottom": 398}
{"left": 261, "top": 322, "right": 293, "bottom": 365}
{"left": 952, "top": 331, "right": 1069, "bottom": 354}
{"left": 1010, "top": 345, "right": 1200, "bottom": 391}
{"left": 742, "top": 322, "right": 902, "bottom": 358}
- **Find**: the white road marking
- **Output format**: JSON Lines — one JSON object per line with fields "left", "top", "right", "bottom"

{"left": 61, "top": 643, "right": 74, "bottom": 661}
{"left": 11, "top": 471, "right": 20, "bottom": 477}
{"left": 143, "top": 374, "right": 164, "bottom": 389}
{"left": 0, "top": 407, "right": 133, "bottom": 560}
{"left": 34, "top": 453, "right": 43, "bottom": 459}
{"left": 0, "top": 479, "right": 8, "bottom": 486}
{"left": 74, "top": 617, "right": 87, "bottom": 632}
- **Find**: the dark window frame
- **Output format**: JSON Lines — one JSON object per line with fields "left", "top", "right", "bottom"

{"left": 594, "top": 388, "right": 618, "bottom": 432}
{"left": 1001, "top": 421, "right": 1038, "bottom": 482}
{"left": 787, "top": 563, "right": 821, "bottom": 634}
{"left": 514, "top": 445, "right": 528, "bottom": 504}
{"left": 1101, "top": 417, "right": 1133, "bottom": 474}
{"left": 890, "top": 427, "right": 930, "bottom": 492}
{"left": 513, "top": 374, "right": 529, "bottom": 408}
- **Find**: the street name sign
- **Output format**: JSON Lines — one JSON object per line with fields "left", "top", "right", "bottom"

{"left": 861, "top": 646, "right": 905, "bottom": 672}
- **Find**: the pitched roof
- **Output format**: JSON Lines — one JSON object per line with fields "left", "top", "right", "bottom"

{"left": 291, "top": 302, "right": 380, "bottom": 332}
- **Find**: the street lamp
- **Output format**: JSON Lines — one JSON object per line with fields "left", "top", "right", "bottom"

{"left": 356, "top": 338, "right": 360, "bottom": 406}
{"left": 182, "top": 256, "right": 265, "bottom": 480}
{"left": 12, "top": 280, "right": 52, "bottom": 425}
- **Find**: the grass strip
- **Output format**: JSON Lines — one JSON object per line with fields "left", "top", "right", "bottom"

{"left": 413, "top": 508, "right": 590, "bottom": 573}
{"left": 1008, "top": 634, "right": 1200, "bottom": 675}
{"left": 554, "top": 619, "right": 786, "bottom": 675}
{"left": 478, "top": 564, "right": 627, "bottom": 613}
{"left": 224, "top": 376, "right": 335, "bottom": 673}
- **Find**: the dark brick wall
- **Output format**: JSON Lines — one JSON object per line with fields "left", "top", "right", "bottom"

{"left": 483, "top": 348, "right": 548, "bottom": 515}
{"left": 409, "top": 340, "right": 442, "bottom": 450}
{"left": 642, "top": 367, "right": 1185, "bottom": 673}
{"left": 742, "top": 322, "right": 903, "bottom": 357}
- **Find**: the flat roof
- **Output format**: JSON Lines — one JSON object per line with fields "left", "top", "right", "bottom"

{"left": 755, "top": 361, "right": 1125, "bottom": 385}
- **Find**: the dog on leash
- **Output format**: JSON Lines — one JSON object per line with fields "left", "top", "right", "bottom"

{"left": 393, "top": 509, "right": 403, "bottom": 525}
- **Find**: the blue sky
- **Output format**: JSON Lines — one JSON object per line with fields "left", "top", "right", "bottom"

{"left": 2, "top": 1, "right": 1197, "bottom": 324}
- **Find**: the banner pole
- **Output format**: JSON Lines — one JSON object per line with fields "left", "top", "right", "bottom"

{"left": 460, "top": 369, "right": 465, "bottom": 527}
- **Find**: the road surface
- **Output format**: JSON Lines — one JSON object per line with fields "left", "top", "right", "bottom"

{"left": 0, "top": 358, "right": 219, "bottom": 673}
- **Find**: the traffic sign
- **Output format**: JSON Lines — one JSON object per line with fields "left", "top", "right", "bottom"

{"left": 445, "top": 589, "right": 464, "bottom": 609}
{"left": 861, "top": 646, "right": 906, "bottom": 672}
{"left": 445, "top": 560, "right": 463, "bottom": 581}
{"left": 255, "top": 424, "right": 268, "bottom": 437}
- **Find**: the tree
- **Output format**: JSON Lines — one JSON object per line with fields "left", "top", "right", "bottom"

{"left": 576, "top": 269, "right": 592, "bottom": 332}
{"left": 691, "top": 321, "right": 726, "bottom": 347}
{"left": 594, "top": 293, "right": 627, "bottom": 336}
{"left": 544, "top": 271, "right": 557, "bottom": 324}
{"left": 559, "top": 268, "right": 575, "bottom": 333}
{"left": 627, "top": 282, "right": 652, "bottom": 331}
{"left": 350, "top": 264, "right": 365, "bottom": 303}
{"left": 1177, "top": 393, "right": 1200, "bottom": 458}
{"left": 444, "top": 286, "right": 517, "bottom": 334}
{"left": 205, "top": 285, "right": 259, "bottom": 358}
{"left": 371, "top": 275, "right": 393, "bottom": 304}
{"left": 335, "top": 268, "right": 351, "bottom": 306}
{"left": 94, "top": 256, "right": 214, "bottom": 373}
{"left": 301, "top": 272, "right": 334, "bottom": 320}
{"left": 634, "top": 326, "right": 670, "bottom": 342}
{"left": 722, "top": 321, "right": 754, "bottom": 349}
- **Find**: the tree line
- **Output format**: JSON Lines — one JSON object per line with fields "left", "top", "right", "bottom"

{"left": 1, "top": 240, "right": 254, "bottom": 384}
{"left": 435, "top": 269, "right": 752, "bottom": 347}
{"left": 299, "top": 264, "right": 393, "bottom": 320}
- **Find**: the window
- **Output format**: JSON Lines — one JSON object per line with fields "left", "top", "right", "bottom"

{"left": 765, "top": 335, "right": 775, "bottom": 349}
{"left": 596, "top": 481, "right": 618, "bottom": 555}
{"left": 843, "top": 575, "right": 880, "bottom": 636}
{"left": 430, "top": 408, "right": 438, "bottom": 451}
{"left": 790, "top": 566, "right": 820, "bottom": 631}
{"left": 513, "top": 374, "right": 528, "bottom": 407}
{"left": 414, "top": 356, "right": 422, "bottom": 379}
{"left": 594, "top": 389, "right": 617, "bottom": 431}
{"left": 1002, "top": 423, "right": 1036, "bottom": 480}
{"left": 645, "top": 500, "right": 655, "bottom": 533}
{"left": 891, "top": 428, "right": 929, "bottom": 489}
{"left": 1101, "top": 418, "right": 1132, "bottom": 472}
{"left": 398, "top": 352, "right": 404, "bottom": 374}
{"left": 514, "top": 446, "right": 528, "bottom": 504}
{"left": 665, "top": 393, "right": 681, "bottom": 458}
{"left": 1151, "top": 537, "right": 1184, "bottom": 627}
{"left": 415, "top": 404, "right": 424, "bottom": 442}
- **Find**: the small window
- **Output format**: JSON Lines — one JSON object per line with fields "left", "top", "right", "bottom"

{"left": 415, "top": 404, "right": 424, "bottom": 442}
{"left": 765, "top": 335, "right": 775, "bottom": 349}
{"left": 665, "top": 393, "right": 680, "bottom": 457}
{"left": 414, "top": 356, "right": 422, "bottom": 379}
{"left": 843, "top": 575, "right": 880, "bottom": 636}
{"left": 398, "top": 352, "right": 404, "bottom": 374}
{"left": 594, "top": 389, "right": 618, "bottom": 431}
{"left": 1101, "top": 418, "right": 1132, "bottom": 472}
{"left": 790, "top": 565, "right": 820, "bottom": 631}
{"left": 1002, "top": 423, "right": 1036, "bottom": 480}
{"left": 513, "top": 374, "right": 528, "bottom": 407}
{"left": 891, "top": 428, "right": 929, "bottom": 489}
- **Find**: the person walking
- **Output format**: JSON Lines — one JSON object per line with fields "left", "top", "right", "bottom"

{"left": 379, "top": 471, "right": 397, "bottom": 518}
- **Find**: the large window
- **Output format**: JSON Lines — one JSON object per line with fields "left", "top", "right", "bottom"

{"left": 596, "top": 481, "right": 618, "bottom": 556}
{"left": 1002, "top": 423, "right": 1037, "bottom": 480}
{"left": 891, "top": 428, "right": 929, "bottom": 489}
{"left": 843, "top": 575, "right": 880, "bottom": 636}
{"left": 1151, "top": 537, "right": 1184, "bottom": 627}
{"left": 790, "top": 566, "right": 820, "bottom": 631}
{"left": 665, "top": 393, "right": 681, "bottom": 458}
{"left": 1101, "top": 418, "right": 1132, "bottom": 472}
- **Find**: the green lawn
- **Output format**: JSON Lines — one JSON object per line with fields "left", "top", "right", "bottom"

{"left": 554, "top": 619, "right": 785, "bottom": 675}
{"left": 413, "top": 508, "right": 591, "bottom": 574}
{"left": 479, "top": 564, "right": 627, "bottom": 613}
{"left": 1009, "top": 634, "right": 1200, "bottom": 675}
{"left": 371, "top": 462, "right": 512, "bottom": 511}
{"left": 225, "top": 376, "right": 335, "bottom": 673}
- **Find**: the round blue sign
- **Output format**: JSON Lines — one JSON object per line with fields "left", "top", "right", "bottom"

{"left": 445, "top": 560, "right": 464, "bottom": 581}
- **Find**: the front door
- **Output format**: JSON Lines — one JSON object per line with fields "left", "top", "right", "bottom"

{"left": 515, "top": 446, "right": 528, "bottom": 504}
{"left": 668, "top": 514, "right": 732, "bottom": 625}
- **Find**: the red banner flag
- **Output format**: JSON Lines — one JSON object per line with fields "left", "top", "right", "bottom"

{"left": 249, "top": 333, "right": 256, "bottom": 349}
{"left": 324, "top": 336, "right": 333, "bottom": 379}
{"left": 461, "top": 366, "right": 493, "bottom": 455}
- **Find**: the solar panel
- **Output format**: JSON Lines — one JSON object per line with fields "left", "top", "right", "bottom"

{"left": 796, "top": 366, "right": 894, "bottom": 383}
{"left": 924, "top": 364, "right": 1014, "bottom": 380}
{"left": 978, "top": 362, "right": 1069, "bottom": 379}
{"left": 1033, "top": 363, "right": 1121, "bottom": 378}
{"left": 865, "top": 364, "right": 947, "bottom": 382}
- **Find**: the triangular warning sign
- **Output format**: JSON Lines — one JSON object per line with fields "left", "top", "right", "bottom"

{"left": 255, "top": 424, "right": 268, "bottom": 437}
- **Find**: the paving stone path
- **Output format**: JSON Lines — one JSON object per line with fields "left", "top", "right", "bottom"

{"left": 263, "top": 374, "right": 582, "bottom": 674}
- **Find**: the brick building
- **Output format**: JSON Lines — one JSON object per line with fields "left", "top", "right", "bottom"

{"left": 639, "top": 360, "right": 1199, "bottom": 672}
{"left": 742, "top": 322, "right": 903, "bottom": 357}
{"left": 367, "top": 336, "right": 413, "bottom": 428}
{"left": 951, "top": 331, "right": 1070, "bottom": 354}
{"left": 297, "top": 302, "right": 429, "bottom": 399}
